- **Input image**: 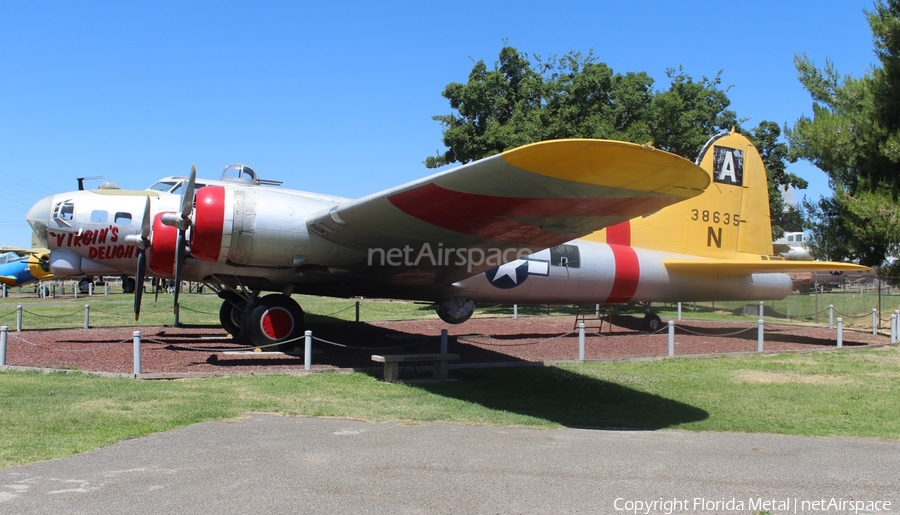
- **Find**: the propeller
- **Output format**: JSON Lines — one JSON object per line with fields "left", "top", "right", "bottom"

{"left": 126, "top": 196, "right": 152, "bottom": 320}
{"left": 160, "top": 165, "right": 197, "bottom": 324}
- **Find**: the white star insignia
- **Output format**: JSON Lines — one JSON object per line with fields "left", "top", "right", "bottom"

{"left": 492, "top": 259, "right": 525, "bottom": 284}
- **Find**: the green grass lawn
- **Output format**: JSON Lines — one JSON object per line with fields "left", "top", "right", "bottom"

{"left": 2, "top": 345, "right": 899, "bottom": 468}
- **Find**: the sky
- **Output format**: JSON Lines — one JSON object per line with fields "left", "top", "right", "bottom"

{"left": 0, "top": 0, "right": 879, "bottom": 246}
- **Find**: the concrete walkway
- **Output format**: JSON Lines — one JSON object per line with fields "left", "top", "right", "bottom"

{"left": 2, "top": 415, "right": 898, "bottom": 514}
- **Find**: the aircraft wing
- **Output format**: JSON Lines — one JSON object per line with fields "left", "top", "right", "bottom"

{"left": 663, "top": 258, "right": 872, "bottom": 276}
{"left": 0, "top": 275, "right": 19, "bottom": 287}
{"left": 306, "top": 139, "right": 710, "bottom": 285}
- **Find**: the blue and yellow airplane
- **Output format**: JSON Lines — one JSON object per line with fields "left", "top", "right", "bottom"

{"left": 0, "top": 248, "right": 53, "bottom": 287}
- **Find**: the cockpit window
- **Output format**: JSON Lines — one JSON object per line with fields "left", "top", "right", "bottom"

{"left": 52, "top": 200, "right": 75, "bottom": 226}
{"left": 148, "top": 181, "right": 179, "bottom": 193}
{"left": 222, "top": 164, "right": 257, "bottom": 182}
{"left": 114, "top": 212, "right": 132, "bottom": 225}
{"left": 171, "top": 182, "right": 206, "bottom": 195}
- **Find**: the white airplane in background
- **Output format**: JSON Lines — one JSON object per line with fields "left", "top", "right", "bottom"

{"left": 773, "top": 231, "right": 813, "bottom": 261}
{"left": 26, "top": 130, "right": 869, "bottom": 348}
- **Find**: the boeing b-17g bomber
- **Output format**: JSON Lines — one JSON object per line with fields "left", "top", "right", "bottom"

{"left": 26, "top": 131, "right": 869, "bottom": 348}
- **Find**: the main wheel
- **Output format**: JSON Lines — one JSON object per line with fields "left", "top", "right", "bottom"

{"left": 218, "top": 293, "right": 246, "bottom": 337}
{"left": 244, "top": 294, "right": 305, "bottom": 351}
{"left": 122, "top": 276, "right": 136, "bottom": 294}
{"left": 435, "top": 297, "right": 476, "bottom": 324}
{"left": 78, "top": 277, "right": 93, "bottom": 294}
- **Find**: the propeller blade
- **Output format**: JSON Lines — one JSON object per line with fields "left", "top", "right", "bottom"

{"left": 134, "top": 197, "right": 151, "bottom": 322}
{"left": 140, "top": 196, "right": 151, "bottom": 241}
{"left": 181, "top": 164, "right": 197, "bottom": 220}
{"left": 171, "top": 164, "right": 196, "bottom": 326}
{"left": 134, "top": 248, "right": 146, "bottom": 321}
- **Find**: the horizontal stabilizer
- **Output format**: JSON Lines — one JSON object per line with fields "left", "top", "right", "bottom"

{"left": 663, "top": 258, "right": 872, "bottom": 276}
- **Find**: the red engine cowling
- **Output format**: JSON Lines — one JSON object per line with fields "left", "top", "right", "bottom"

{"left": 148, "top": 212, "right": 178, "bottom": 276}
{"left": 191, "top": 186, "right": 226, "bottom": 263}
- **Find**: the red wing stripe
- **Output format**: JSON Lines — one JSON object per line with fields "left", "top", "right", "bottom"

{"left": 605, "top": 244, "right": 639, "bottom": 303}
{"left": 388, "top": 183, "right": 674, "bottom": 245}
{"left": 606, "top": 221, "right": 631, "bottom": 246}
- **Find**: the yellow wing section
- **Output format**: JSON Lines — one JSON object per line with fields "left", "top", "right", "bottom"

{"left": 501, "top": 139, "right": 710, "bottom": 197}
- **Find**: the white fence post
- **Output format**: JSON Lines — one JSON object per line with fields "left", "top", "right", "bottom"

{"left": 84, "top": 304, "right": 90, "bottom": 329}
{"left": 668, "top": 321, "right": 675, "bottom": 357}
{"left": 873, "top": 309, "right": 878, "bottom": 335}
{"left": 829, "top": 305, "right": 834, "bottom": 329}
{"left": 759, "top": 301, "right": 764, "bottom": 319}
{"left": 677, "top": 302, "right": 682, "bottom": 321}
{"left": 0, "top": 326, "right": 7, "bottom": 365}
{"left": 837, "top": 318, "right": 843, "bottom": 348}
{"left": 133, "top": 331, "right": 141, "bottom": 375}
{"left": 16, "top": 305, "right": 22, "bottom": 332}
{"left": 578, "top": 322, "right": 585, "bottom": 362}
{"left": 304, "top": 330, "right": 312, "bottom": 370}
{"left": 891, "top": 314, "right": 897, "bottom": 344}
{"left": 758, "top": 319, "right": 764, "bottom": 352}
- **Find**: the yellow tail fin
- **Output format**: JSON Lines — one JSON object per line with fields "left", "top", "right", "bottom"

{"left": 584, "top": 130, "right": 774, "bottom": 258}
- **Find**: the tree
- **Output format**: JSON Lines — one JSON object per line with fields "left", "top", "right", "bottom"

{"left": 744, "top": 121, "right": 808, "bottom": 238}
{"left": 787, "top": 0, "right": 900, "bottom": 267}
{"left": 427, "top": 46, "right": 797, "bottom": 239}
{"left": 426, "top": 46, "right": 740, "bottom": 167}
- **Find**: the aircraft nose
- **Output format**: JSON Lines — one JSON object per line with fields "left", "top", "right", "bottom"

{"left": 26, "top": 195, "right": 54, "bottom": 248}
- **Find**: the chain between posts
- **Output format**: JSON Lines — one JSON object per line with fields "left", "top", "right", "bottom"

{"left": 7, "top": 332, "right": 133, "bottom": 352}
{"left": 456, "top": 331, "right": 576, "bottom": 347}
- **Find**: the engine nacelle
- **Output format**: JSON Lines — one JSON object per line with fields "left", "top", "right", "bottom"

{"left": 148, "top": 212, "right": 178, "bottom": 277}
{"left": 189, "top": 186, "right": 337, "bottom": 267}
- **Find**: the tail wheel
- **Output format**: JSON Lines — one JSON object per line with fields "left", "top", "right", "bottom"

{"left": 642, "top": 313, "right": 662, "bottom": 333}
{"left": 245, "top": 294, "right": 305, "bottom": 350}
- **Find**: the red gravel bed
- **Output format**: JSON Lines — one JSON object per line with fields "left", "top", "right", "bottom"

{"left": 0, "top": 316, "right": 889, "bottom": 376}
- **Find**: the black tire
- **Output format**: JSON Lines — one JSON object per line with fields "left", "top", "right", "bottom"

{"left": 122, "top": 277, "right": 136, "bottom": 294}
{"left": 244, "top": 294, "right": 305, "bottom": 351}
{"left": 435, "top": 297, "right": 476, "bottom": 324}
{"left": 642, "top": 313, "right": 662, "bottom": 333}
{"left": 218, "top": 296, "right": 245, "bottom": 336}
{"left": 78, "top": 278, "right": 93, "bottom": 294}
